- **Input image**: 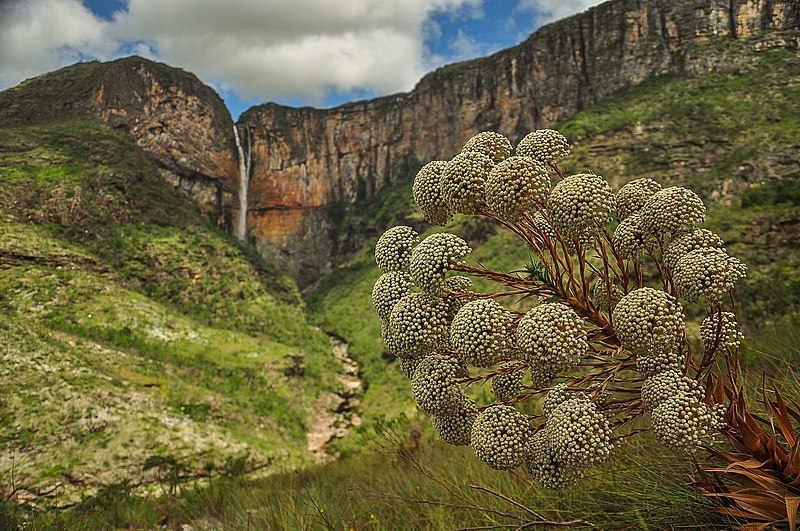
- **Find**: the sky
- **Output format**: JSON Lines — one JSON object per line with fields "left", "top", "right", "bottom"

{"left": 0, "top": 0, "right": 605, "bottom": 119}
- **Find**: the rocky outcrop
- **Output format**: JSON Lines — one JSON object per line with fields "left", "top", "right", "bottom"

{"left": 0, "top": 57, "right": 238, "bottom": 222}
{"left": 239, "top": 0, "right": 800, "bottom": 286}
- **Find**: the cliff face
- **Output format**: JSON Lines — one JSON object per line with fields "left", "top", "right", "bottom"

{"left": 0, "top": 57, "right": 238, "bottom": 221}
{"left": 238, "top": 0, "right": 800, "bottom": 286}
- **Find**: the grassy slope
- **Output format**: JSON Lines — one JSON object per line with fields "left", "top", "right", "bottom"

{"left": 0, "top": 118, "right": 342, "bottom": 500}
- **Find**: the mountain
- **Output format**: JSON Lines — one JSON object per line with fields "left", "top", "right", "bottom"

{"left": 240, "top": 0, "right": 800, "bottom": 285}
{"left": 0, "top": 57, "right": 238, "bottom": 222}
{"left": 1, "top": 1, "right": 797, "bottom": 287}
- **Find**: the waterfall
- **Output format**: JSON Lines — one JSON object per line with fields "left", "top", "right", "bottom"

{"left": 233, "top": 125, "right": 251, "bottom": 242}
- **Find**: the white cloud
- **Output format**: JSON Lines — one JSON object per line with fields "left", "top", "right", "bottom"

{"left": 0, "top": 0, "right": 606, "bottom": 106}
{"left": 516, "top": 0, "right": 605, "bottom": 24}
{"left": 0, "top": 0, "right": 483, "bottom": 105}
{"left": 0, "top": 0, "right": 118, "bottom": 87}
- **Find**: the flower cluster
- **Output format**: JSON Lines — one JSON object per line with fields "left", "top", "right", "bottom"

{"left": 485, "top": 156, "right": 550, "bottom": 221}
{"left": 470, "top": 405, "right": 532, "bottom": 470}
{"left": 491, "top": 362, "right": 525, "bottom": 402}
{"left": 592, "top": 280, "right": 624, "bottom": 312}
{"left": 547, "top": 395, "right": 614, "bottom": 468}
{"left": 515, "top": 129, "right": 569, "bottom": 166}
{"left": 663, "top": 228, "right": 725, "bottom": 270}
{"left": 450, "top": 298, "right": 515, "bottom": 367}
{"left": 388, "top": 293, "right": 451, "bottom": 358}
{"left": 461, "top": 131, "right": 513, "bottom": 160}
{"left": 651, "top": 394, "right": 725, "bottom": 453}
{"left": 640, "top": 369, "right": 701, "bottom": 411}
{"left": 413, "top": 161, "right": 451, "bottom": 226}
{"left": 409, "top": 233, "right": 471, "bottom": 295}
{"left": 371, "top": 271, "right": 413, "bottom": 321}
{"left": 673, "top": 248, "right": 747, "bottom": 303}
{"left": 527, "top": 389, "right": 613, "bottom": 489}
{"left": 375, "top": 129, "right": 749, "bottom": 488}
{"left": 411, "top": 354, "right": 469, "bottom": 415}
{"left": 613, "top": 287, "right": 685, "bottom": 359}
{"left": 431, "top": 399, "right": 478, "bottom": 446}
{"left": 639, "top": 186, "right": 705, "bottom": 236}
{"left": 615, "top": 178, "right": 662, "bottom": 222}
{"left": 548, "top": 173, "right": 615, "bottom": 241}
{"left": 613, "top": 213, "right": 650, "bottom": 261}
{"left": 440, "top": 151, "right": 494, "bottom": 214}
{"left": 375, "top": 226, "right": 420, "bottom": 273}
{"left": 700, "top": 311, "right": 742, "bottom": 352}
{"left": 517, "top": 303, "right": 587, "bottom": 384}
{"left": 525, "top": 430, "right": 584, "bottom": 490}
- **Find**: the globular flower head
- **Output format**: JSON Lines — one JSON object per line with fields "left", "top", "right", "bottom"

{"left": 663, "top": 229, "right": 725, "bottom": 271}
{"left": 381, "top": 319, "right": 403, "bottom": 357}
{"left": 440, "top": 151, "right": 494, "bottom": 214}
{"left": 639, "top": 187, "right": 705, "bottom": 236}
{"left": 673, "top": 248, "right": 746, "bottom": 303}
{"left": 542, "top": 383, "right": 587, "bottom": 419}
{"left": 485, "top": 156, "right": 550, "bottom": 221}
{"left": 700, "top": 311, "right": 743, "bottom": 353}
{"left": 516, "top": 303, "right": 587, "bottom": 384}
{"left": 515, "top": 129, "right": 570, "bottom": 166}
{"left": 548, "top": 174, "right": 615, "bottom": 241}
{"left": 491, "top": 362, "right": 526, "bottom": 402}
{"left": 546, "top": 395, "right": 614, "bottom": 468}
{"left": 432, "top": 398, "right": 479, "bottom": 446}
{"left": 388, "top": 293, "right": 451, "bottom": 358}
{"left": 636, "top": 348, "right": 684, "bottom": 379}
{"left": 640, "top": 369, "right": 701, "bottom": 411}
{"left": 615, "top": 178, "right": 662, "bottom": 222}
{"left": 444, "top": 275, "right": 475, "bottom": 312}
{"left": 651, "top": 394, "right": 725, "bottom": 453}
{"left": 462, "top": 131, "right": 513, "bottom": 160}
{"left": 525, "top": 429, "right": 583, "bottom": 490}
{"left": 375, "top": 226, "right": 420, "bottom": 273}
{"left": 451, "top": 299, "right": 515, "bottom": 367}
{"left": 411, "top": 354, "right": 469, "bottom": 415}
{"left": 397, "top": 355, "right": 423, "bottom": 379}
{"left": 471, "top": 405, "right": 532, "bottom": 470}
{"left": 613, "top": 213, "right": 651, "bottom": 261}
{"left": 409, "top": 233, "right": 471, "bottom": 295}
{"left": 612, "top": 287, "right": 685, "bottom": 359}
{"left": 592, "top": 280, "right": 624, "bottom": 312}
{"left": 413, "top": 161, "right": 452, "bottom": 226}
{"left": 372, "top": 271, "right": 414, "bottom": 321}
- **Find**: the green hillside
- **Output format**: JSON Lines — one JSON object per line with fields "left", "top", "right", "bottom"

{"left": 0, "top": 117, "right": 345, "bottom": 503}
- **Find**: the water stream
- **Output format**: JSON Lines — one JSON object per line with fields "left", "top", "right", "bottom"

{"left": 233, "top": 125, "right": 251, "bottom": 242}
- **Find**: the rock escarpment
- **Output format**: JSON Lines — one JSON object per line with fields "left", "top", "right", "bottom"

{"left": 1, "top": 0, "right": 798, "bottom": 286}
{"left": 0, "top": 57, "right": 238, "bottom": 221}
{"left": 239, "top": 0, "right": 799, "bottom": 286}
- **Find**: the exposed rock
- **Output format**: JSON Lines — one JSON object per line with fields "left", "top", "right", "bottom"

{"left": 0, "top": 56, "right": 238, "bottom": 223}
{"left": 239, "top": 0, "right": 800, "bottom": 286}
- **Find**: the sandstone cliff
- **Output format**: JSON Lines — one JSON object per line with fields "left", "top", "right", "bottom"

{"left": 239, "top": 0, "right": 800, "bottom": 286}
{"left": 0, "top": 57, "right": 238, "bottom": 221}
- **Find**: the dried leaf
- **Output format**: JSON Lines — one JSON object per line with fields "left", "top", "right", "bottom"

{"left": 787, "top": 495, "right": 799, "bottom": 531}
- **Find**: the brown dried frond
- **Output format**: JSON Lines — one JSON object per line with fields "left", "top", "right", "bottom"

{"left": 696, "top": 375, "right": 800, "bottom": 529}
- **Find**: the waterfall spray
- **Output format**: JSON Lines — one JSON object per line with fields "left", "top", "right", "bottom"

{"left": 234, "top": 125, "right": 251, "bottom": 241}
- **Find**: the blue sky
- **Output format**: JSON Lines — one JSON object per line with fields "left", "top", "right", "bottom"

{"left": 0, "top": 0, "right": 604, "bottom": 119}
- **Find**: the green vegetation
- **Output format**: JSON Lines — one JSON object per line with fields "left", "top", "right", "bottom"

{"left": 0, "top": 118, "right": 343, "bottom": 501}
